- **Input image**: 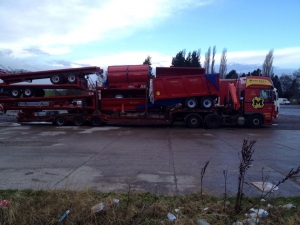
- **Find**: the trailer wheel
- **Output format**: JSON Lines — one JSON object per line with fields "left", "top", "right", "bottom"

{"left": 186, "top": 114, "right": 202, "bottom": 128}
{"left": 10, "top": 88, "right": 22, "bottom": 98}
{"left": 200, "top": 97, "right": 214, "bottom": 109}
{"left": 67, "top": 74, "right": 77, "bottom": 84}
{"left": 23, "top": 88, "right": 35, "bottom": 97}
{"left": 185, "top": 98, "right": 198, "bottom": 109}
{"left": 50, "top": 74, "right": 63, "bottom": 84}
{"left": 90, "top": 116, "right": 102, "bottom": 126}
{"left": 55, "top": 116, "right": 66, "bottom": 126}
{"left": 115, "top": 94, "right": 124, "bottom": 98}
{"left": 205, "top": 114, "right": 221, "bottom": 129}
{"left": 248, "top": 114, "right": 263, "bottom": 128}
{"left": 73, "top": 116, "right": 84, "bottom": 126}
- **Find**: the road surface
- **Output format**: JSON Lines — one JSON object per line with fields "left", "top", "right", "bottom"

{"left": 0, "top": 105, "right": 299, "bottom": 197}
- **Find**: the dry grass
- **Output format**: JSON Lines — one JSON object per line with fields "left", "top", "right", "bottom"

{"left": 0, "top": 189, "right": 299, "bottom": 225}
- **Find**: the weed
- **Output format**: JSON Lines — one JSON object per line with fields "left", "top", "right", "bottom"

{"left": 235, "top": 139, "right": 256, "bottom": 213}
{"left": 1, "top": 189, "right": 299, "bottom": 224}
{"left": 200, "top": 159, "right": 210, "bottom": 204}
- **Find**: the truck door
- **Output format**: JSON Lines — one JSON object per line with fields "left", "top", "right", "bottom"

{"left": 244, "top": 88, "right": 275, "bottom": 120}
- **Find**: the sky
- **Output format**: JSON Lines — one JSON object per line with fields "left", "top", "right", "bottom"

{"left": 0, "top": 0, "right": 299, "bottom": 75}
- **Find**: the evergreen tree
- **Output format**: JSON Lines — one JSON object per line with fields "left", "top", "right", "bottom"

{"left": 143, "top": 55, "right": 153, "bottom": 76}
{"left": 171, "top": 50, "right": 186, "bottom": 67}
{"left": 171, "top": 50, "right": 201, "bottom": 67}
{"left": 225, "top": 70, "right": 238, "bottom": 79}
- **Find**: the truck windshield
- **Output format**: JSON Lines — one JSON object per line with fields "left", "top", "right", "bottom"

{"left": 260, "top": 89, "right": 273, "bottom": 100}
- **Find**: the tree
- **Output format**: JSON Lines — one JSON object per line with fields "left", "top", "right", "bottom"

{"left": 293, "top": 68, "right": 300, "bottom": 84}
{"left": 204, "top": 47, "right": 211, "bottom": 73}
{"left": 211, "top": 46, "right": 216, "bottom": 73}
{"left": 262, "top": 49, "right": 274, "bottom": 77}
{"left": 97, "top": 70, "right": 108, "bottom": 86}
{"left": 251, "top": 68, "right": 262, "bottom": 76}
{"left": 279, "top": 69, "right": 300, "bottom": 99}
{"left": 171, "top": 50, "right": 186, "bottom": 67}
{"left": 290, "top": 79, "right": 299, "bottom": 98}
{"left": 271, "top": 75, "right": 282, "bottom": 97}
{"left": 191, "top": 50, "right": 201, "bottom": 67}
{"left": 185, "top": 51, "right": 192, "bottom": 67}
{"left": 171, "top": 50, "right": 201, "bottom": 67}
{"left": 280, "top": 74, "right": 293, "bottom": 98}
{"left": 225, "top": 70, "right": 238, "bottom": 79}
{"left": 240, "top": 72, "right": 251, "bottom": 77}
{"left": 219, "top": 48, "right": 227, "bottom": 79}
{"left": 143, "top": 55, "right": 153, "bottom": 76}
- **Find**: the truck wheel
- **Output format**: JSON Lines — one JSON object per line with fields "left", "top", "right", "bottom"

{"left": 90, "top": 116, "right": 102, "bottom": 126}
{"left": 248, "top": 114, "right": 263, "bottom": 128}
{"left": 73, "top": 116, "right": 84, "bottom": 126}
{"left": 205, "top": 114, "right": 221, "bottom": 129}
{"left": 23, "top": 88, "right": 35, "bottom": 97}
{"left": 50, "top": 74, "right": 63, "bottom": 84}
{"left": 185, "top": 98, "right": 198, "bottom": 109}
{"left": 67, "top": 74, "right": 77, "bottom": 84}
{"left": 186, "top": 114, "right": 202, "bottom": 128}
{"left": 55, "top": 116, "right": 66, "bottom": 126}
{"left": 10, "top": 88, "right": 22, "bottom": 98}
{"left": 200, "top": 97, "right": 214, "bottom": 109}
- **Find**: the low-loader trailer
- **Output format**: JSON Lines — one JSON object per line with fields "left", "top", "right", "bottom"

{"left": 0, "top": 65, "right": 278, "bottom": 128}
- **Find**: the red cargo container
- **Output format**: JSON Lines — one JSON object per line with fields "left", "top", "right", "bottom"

{"left": 152, "top": 67, "right": 220, "bottom": 109}
{"left": 107, "top": 65, "right": 149, "bottom": 87}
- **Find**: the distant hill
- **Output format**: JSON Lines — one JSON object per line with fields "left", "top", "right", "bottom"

{"left": 218, "top": 63, "right": 296, "bottom": 76}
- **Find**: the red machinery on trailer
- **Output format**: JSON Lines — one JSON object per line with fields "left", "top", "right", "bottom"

{"left": 0, "top": 65, "right": 278, "bottom": 128}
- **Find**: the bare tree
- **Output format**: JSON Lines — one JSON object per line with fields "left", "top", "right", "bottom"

{"left": 211, "top": 46, "right": 216, "bottom": 73}
{"left": 97, "top": 70, "right": 107, "bottom": 87}
{"left": 262, "top": 49, "right": 274, "bottom": 77}
{"left": 219, "top": 48, "right": 227, "bottom": 79}
{"left": 204, "top": 47, "right": 211, "bottom": 73}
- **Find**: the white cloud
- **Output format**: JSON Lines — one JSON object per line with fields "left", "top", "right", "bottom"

{"left": 224, "top": 47, "right": 300, "bottom": 69}
{"left": 0, "top": 0, "right": 210, "bottom": 57}
{"left": 76, "top": 51, "right": 172, "bottom": 69}
{"left": 1, "top": 0, "right": 298, "bottom": 71}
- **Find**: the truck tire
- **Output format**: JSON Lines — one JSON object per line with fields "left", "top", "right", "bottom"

{"left": 248, "top": 114, "right": 263, "bottom": 128}
{"left": 50, "top": 74, "right": 64, "bottom": 84}
{"left": 67, "top": 74, "right": 77, "bottom": 84}
{"left": 90, "top": 116, "right": 102, "bottom": 126}
{"left": 23, "top": 88, "right": 35, "bottom": 97}
{"left": 10, "top": 88, "right": 22, "bottom": 98}
{"left": 73, "top": 116, "right": 84, "bottom": 126}
{"left": 200, "top": 97, "right": 214, "bottom": 109}
{"left": 186, "top": 114, "right": 202, "bottom": 128}
{"left": 185, "top": 98, "right": 198, "bottom": 109}
{"left": 205, "top": 114, "right": 221, "bottom": 129}
{"left": 55, "top": 116, "right": 66, "bottom": 126}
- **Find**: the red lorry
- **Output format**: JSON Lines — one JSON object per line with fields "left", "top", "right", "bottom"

{"left": 0, "top": 65, "right": 278, "bottom": 128}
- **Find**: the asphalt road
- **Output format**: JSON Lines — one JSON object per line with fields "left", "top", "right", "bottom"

{"left": 0, "top": 105, "right": 300, "bottom": 197}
